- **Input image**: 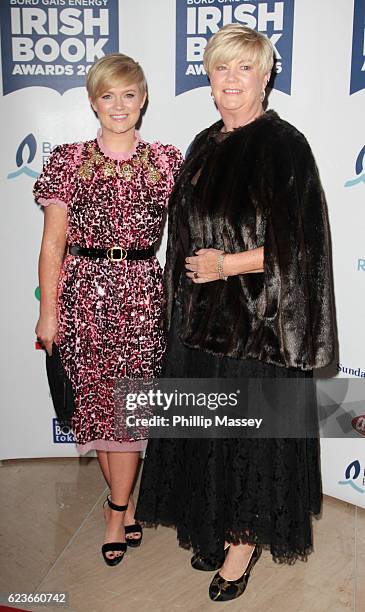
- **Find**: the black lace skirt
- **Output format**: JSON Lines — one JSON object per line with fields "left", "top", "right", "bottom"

{"left": 135, "top": 302, "right": 322, "bottom": 564}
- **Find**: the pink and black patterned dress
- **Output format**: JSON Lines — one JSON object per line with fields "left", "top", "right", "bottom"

{"left": 34, "top": 131, "right": 183, "bottom": 453}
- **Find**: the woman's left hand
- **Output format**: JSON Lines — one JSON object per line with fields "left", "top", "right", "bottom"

{"left": 185, "top": 248, "right": 224, "bottom": 283}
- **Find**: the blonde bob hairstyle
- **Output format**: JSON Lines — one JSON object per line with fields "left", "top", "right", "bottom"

{"left": 86, "top": 53, "right": 147, "bottom": 102}
{"left": 203, "top": 24, "right": 274, "bottom": 77}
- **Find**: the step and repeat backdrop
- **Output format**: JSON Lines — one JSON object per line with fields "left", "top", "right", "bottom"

{"left": 0, "top": 0, "right": 364, "bottom": 508}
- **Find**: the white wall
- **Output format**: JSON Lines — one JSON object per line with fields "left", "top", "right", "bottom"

{"left": 0, "top": 0, "right": 364, "bottom": 507}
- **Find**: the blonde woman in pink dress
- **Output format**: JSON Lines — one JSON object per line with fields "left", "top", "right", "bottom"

{"left": 34, "top": 53, "right": 183, "bottom": 566}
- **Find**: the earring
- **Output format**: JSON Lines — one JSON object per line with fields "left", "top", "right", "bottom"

{"left": 260, "top": 90, "right": 266, "bottom": 103}
{"left": 211, "top": 90, "right": 215, "bottom": 102}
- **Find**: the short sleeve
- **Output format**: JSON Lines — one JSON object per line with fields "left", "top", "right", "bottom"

{"left": 33, "top": 143, "right": 78, "bottom": 209}
{"left": 150, "top": 142, "right": 184, "bottom": 181}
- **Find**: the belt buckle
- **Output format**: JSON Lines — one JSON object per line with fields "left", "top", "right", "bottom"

{"left": 107, "top": 246, "right": 127, "bottom": 261}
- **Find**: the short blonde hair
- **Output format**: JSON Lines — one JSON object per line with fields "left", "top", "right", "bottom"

{"left": 86, "top": 53, "right": 147, "bottom": 101}
{"left": 203, "top": 24, "right": 274, "bottom": 77}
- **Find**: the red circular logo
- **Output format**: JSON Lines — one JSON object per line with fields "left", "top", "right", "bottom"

{"left": 352, "top": 415, "right": 365, "bottom": 437}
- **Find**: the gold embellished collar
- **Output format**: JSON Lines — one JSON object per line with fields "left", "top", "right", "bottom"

{"left": 78, "top": 141, "right": 161, "bottom": 184}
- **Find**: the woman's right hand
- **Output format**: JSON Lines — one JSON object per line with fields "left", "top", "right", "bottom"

{"left": 35, "top": 315, "right": 58, "bottom": 356}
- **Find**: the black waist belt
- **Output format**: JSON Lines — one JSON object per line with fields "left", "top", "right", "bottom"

{"left": 69, "top": 245, "right": 155, "bottom": 261}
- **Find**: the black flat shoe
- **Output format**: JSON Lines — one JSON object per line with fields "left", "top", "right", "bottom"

{"left": 125, "top": 523, "right": 143, "bottom": 548}
{"left": 101, "top": 497, "right": 128, "bottom": 567}
{"left": 191, "top": 546, "right": 229, "bottom": 571}
{"left": 209, "top": 545, "right": 262, "bottom": 601}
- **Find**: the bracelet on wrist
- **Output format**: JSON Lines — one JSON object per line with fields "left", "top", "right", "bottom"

{"left": 217, "top": 252, "right": 228, "bottom": 281}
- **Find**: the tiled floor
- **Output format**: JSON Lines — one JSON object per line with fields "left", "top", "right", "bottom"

{"left": 0, "top": 458, "right": 363, "bottom": 612}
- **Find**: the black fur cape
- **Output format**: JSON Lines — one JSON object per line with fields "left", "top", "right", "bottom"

{"left": 164, "top": 110, "right": 336, "bottom": 370}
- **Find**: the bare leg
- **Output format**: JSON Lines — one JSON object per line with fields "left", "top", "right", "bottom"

{"left": 97, "top": 450, "right": 141, "bottom": 542}
{"left": 100, "top": 453, "right": 141, "bottom": 540}
{"left": 97, "top": 450, "right": 110, "bottom": 487}
{"left": 103, "top": 451, "right": 140, "bottom": 559}
{"left": 108, "top": 451, "right": 139, "bottom": 504}
{"left": 123, "top": 456, "right": 142, "bottom": 530}
{"left": 219, "top": 542, "right": 256, "bottom": 580}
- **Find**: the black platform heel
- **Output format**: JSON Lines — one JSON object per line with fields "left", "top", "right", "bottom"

{"left": 209, "top": 545, "right": 262, "bottom": 601}
{"left": 125, "top": 522, "right": 143, "bottom": 548}
{"left": 103, "top": 495, "right": 143, "bottom": 548}
{"left": 191, "top": 545, "right": 230, "bottom": 571}
{"left": 101, "top": 497, "right": 128, "bottom": 567}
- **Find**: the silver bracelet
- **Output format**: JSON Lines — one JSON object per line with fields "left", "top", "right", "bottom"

{"left": 217, "top": 252, "right": 228, "bottom": 281}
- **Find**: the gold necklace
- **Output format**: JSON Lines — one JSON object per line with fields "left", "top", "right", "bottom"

{"left": 78, "top": 143, "right": 161, "bottom": 184}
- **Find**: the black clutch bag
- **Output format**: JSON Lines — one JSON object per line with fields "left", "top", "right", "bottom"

{"left": 45, "top": 343, "right": 75, "bottom": 421}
